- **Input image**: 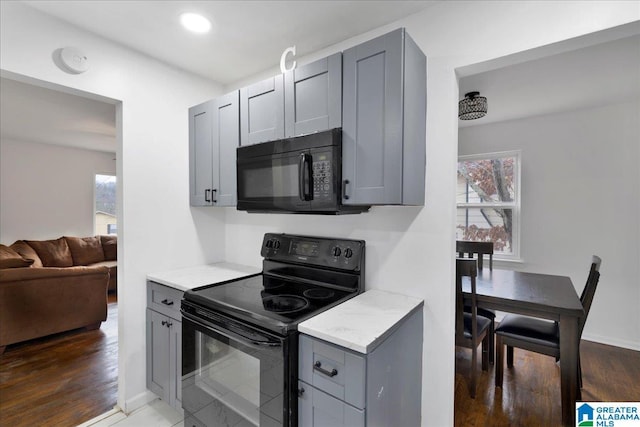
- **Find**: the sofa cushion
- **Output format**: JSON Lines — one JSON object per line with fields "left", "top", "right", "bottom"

{"left": 91, "top": 260, "right": 117, "bottom": 292}
{"left": 9, "top": 241, "right": 43, "bottom": 268}
{"left": 26, "top": 238, "right": 74, "bottom": 267}
{"left": 65, "top": 236, "right": 105, "bottom": 266}
{"left": 0, "top": 244, "right": 35, "bottom": 269}
{"left": 100, "top": 235, "right": 117, "bottom": 261}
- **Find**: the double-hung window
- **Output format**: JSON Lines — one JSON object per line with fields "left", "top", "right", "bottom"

{"left": 456, "top": 151, "right": 520, "bottom": 260}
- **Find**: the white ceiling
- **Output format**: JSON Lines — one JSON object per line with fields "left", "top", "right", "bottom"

{"left": 0, "top": 77, "right": 117, "bottom": 152}
{"left": 2, "top": 0, "right": 437, "bottom": 153}
{"left": 23, "top": 0, "right": 438, "bottom": 84}
{"left": 459, "top": 34, "right": 640, "bottom": 128}
{"left": 1, "top": 2, "right": 638, "bottom": 153}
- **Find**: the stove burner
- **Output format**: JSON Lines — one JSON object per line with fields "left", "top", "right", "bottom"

{"left": 239, "top": 278, "right": 284, "bottom": 291}
{"left": 262, "top": 294, "right": 309, "bottom": 314}
{"left": 303, "top": 288, "right": 335, "bottom": 300}
{"left": 263, "top": 281, "right": 285, "bottom": 291}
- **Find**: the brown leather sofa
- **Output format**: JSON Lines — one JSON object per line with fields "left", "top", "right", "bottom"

{"left": 0, "top": 235, "right": 117, "bottom": 354}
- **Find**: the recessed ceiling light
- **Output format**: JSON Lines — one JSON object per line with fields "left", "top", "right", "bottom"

{"left": 180, "top": 12, "right": 211, "bottom": 34}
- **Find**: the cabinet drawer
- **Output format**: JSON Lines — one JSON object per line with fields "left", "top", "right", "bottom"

{"left": 147, "top": 281, "right": 183, "bottom": 318}
{"left": 299, "top": 334, "right": 365, "bottom": 409}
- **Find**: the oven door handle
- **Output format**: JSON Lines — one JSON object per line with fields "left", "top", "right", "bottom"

{"left": 182, "top": 310, "right": 282, "bottom": 349}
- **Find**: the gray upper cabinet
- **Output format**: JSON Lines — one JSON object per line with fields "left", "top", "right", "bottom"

{"left": 284, "top": 53, "right": 342, "bottom": 138}
{"left": 213, "top": 91, "right": 239, "bottom": 206}
{"left": 189, "top": 100, "right": 214, "bottom": 206}
{"left": 188, "top": 91, "right": 239, "bottom": 206}
{"left": 240, "top": 75, "right": 284, "bottom": 146}
{"left": 240, "top": 54, "right": 342, "bottom": 147}
{"left": 342, "top": 28, "right": 426, "bottom": 206}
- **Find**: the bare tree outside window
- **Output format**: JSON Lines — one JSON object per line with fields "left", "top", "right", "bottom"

{"left": 457, "top": 153, "right": 519, "bottom": 257}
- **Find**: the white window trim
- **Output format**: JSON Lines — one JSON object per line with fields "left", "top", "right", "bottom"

{"left": 457, "top": 150, "right": 521, "bottom": 261}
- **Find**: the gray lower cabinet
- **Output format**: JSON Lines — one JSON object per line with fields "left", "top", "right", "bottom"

{"left": 342, "top": 28, "right": 426, "bottom": 206}
{"left": 146, "top": 281, "right": 183, "bottom": 411}
{"left": 298, "top": 381, "right": 365, "bottom": 427}
{"left": 298, "top": 308, "right": 423, "bottom": 426}
{"left": 188, "top": 90, "right": 239, "bottom": 206}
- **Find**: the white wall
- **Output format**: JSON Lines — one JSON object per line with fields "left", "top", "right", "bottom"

{"left": 0, "top": 1, "right": 226, "bottom": 412}
{"left": 459, "top": 100, "right": 640, "bottom": 350}
{"left": 1, "top": 0, "right": 638, "bottom": 424}
{"left": 224, "top": 3, "right": 639, "bottom": 425}
{"left": 0, "top": 139, "right": 115, "bottom": 243}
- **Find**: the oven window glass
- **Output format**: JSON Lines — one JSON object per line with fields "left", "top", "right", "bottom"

{"left": 183, "top": 327, "right": 285, "bottom": 427}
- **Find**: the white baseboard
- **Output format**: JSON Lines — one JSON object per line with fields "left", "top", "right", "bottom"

{"left": 75, "top": 406, "right": 123, "bottom": 427}
{"left": 123, "top": 390, "right": 157, "bottom": 415}
{"left": 581, "top": 333, "right": 640, "bottom": 352}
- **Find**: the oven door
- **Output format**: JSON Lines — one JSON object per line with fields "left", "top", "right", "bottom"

{"left": 182, "top": 309, "right": 289, "bottom": 427}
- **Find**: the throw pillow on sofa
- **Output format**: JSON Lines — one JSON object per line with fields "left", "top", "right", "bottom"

{"left": 26, "top": 237, "right": 74, "bottom": 267}
{"left": 9, "top": 241, "right": 43, "bottom": 267}
{"left": 0, "top": 244, "right": 35, "bottom": 269}
{"left": 65, "top": 236, "right": 105, "bottom": 266}
{"left": 100, "top": 235, "right": 117, "bottom": 261}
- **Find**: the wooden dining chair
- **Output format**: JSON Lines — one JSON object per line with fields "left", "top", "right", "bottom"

{"left": 456, "top": 258, "right": 491, "bottom": 398}
{"left": 494, "top": 255, "right": 602, "bottom": 398}
{"left": 457, "top": 240, "right": 496, "bottom": 364}
{"left": 456, "top": 240, "right": 494, "bottom": 270}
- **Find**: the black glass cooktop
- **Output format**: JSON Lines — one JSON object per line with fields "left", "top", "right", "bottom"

{"left": 184, "top": 274, "right": 355, "bottom": 335}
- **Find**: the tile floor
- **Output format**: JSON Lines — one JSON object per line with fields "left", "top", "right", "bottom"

{"left": 79, "top": 399, "right": 183, "bottom": 427}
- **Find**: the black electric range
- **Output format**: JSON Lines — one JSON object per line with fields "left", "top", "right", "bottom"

{"left": 181, "top": 233, "right": 365, "bottom": 427}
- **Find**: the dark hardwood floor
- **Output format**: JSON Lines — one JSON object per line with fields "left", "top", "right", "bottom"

{"left": 0, "top": 293, "right": 118, "bottom": 427}
{"left": 455, "top": 339, "right": 640, "bottom": 426}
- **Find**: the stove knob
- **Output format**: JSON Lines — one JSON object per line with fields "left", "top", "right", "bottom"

{"left": 273, "top": 240, "right": 281, "bottom": 249}
{"left": 332, "top": 247, "right": 341, "bottom": 257}
{"left": 344, "top": 248, "right": 353, "bottom": 258}
{"left": 266, "top": 240, "right": 273, "bottom": 248}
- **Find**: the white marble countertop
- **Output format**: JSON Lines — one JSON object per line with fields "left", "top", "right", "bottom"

{"left": 298, "top": 289, "right": 423, "bottom": 354}
{"left": 147, "top": 262, "right": 261, "bottom": 292}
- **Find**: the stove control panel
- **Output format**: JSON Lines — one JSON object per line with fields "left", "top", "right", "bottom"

{"left": 261, "top": 233, "right": 365, "bottom": 271}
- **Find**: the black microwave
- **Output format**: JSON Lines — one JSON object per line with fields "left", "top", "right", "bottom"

{"left": 236, "top": 128, "right": 369, "bottom": 214}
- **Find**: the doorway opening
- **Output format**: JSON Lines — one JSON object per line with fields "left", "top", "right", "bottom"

{"left": 0, "top": 72, "right": 123, "bottom": 426}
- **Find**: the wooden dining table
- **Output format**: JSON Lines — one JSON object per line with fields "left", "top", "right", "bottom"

{"left": 461, "top": 267, "right": 584, "bottom": 427}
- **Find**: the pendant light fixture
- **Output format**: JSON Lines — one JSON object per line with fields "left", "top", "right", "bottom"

{"left": 458, "top": 91, "right": 487, "bottom": 120}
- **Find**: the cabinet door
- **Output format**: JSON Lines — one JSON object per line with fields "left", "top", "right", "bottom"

{"left": 240, "top": 75, "right": 284, "bottom": 146}
{"left": 189, "top": 100, "right": 214, "bottom": 206}
{"left": 298, "top": 381, "right": 364, "bottom": 427}
{"left": 284, "top": 53, "right": 342, "bottom": 138}
{"left": 169, "top": 318, "right": 182, "bottom": 409}
{"left": 146, "top": 309, "right": 170, "bottom": 403}
{"left": 342, "top": 28, "right": 404, "bottom": 205}
{"left": 212, "top": 91, "right": 239, "bottom": 206}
